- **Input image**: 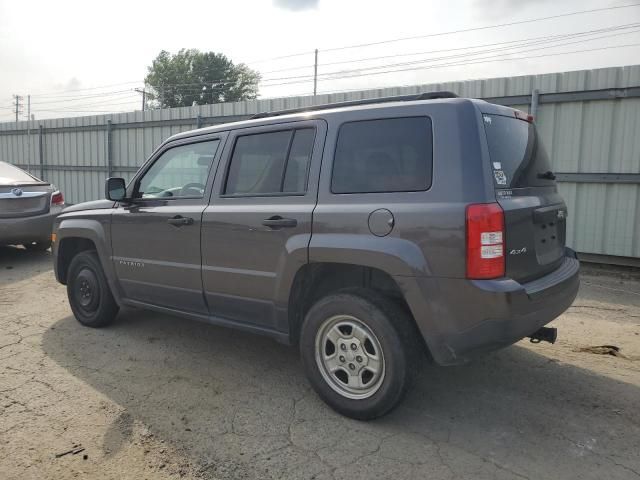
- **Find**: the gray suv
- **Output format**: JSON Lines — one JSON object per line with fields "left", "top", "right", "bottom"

{"left": 53, "top": 93, "right": 580, "bottom": 419}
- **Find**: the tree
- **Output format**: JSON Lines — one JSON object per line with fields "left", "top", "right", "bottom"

{"left": 144, "top": 49, "right": 260, "bottom": 109}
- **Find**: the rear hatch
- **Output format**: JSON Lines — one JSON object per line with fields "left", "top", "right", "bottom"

{"left": 482, "top": 111, "right": 566, "bottom": 283}
{"left": 0, "top": 163, "right": 51, "bottom": 218}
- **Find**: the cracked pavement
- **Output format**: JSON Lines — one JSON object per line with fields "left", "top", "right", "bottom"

{"left": 1, "top": 245, "right": 639, "bottom": 479}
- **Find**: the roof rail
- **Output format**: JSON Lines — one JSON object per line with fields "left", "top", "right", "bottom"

{"left": 250, "top": 91, "right": 459, "bottom": 119}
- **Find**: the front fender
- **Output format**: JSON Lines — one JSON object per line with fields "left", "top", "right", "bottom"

{"left": 54, "top": 217, "right": 121, "bottom": 303}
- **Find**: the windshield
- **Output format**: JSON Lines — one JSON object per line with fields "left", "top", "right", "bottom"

{"left": 0, "top": 161, "right": 39, "bottom": 184}
{"left": 483, "top": 114, "right": 555, "bottom": 189}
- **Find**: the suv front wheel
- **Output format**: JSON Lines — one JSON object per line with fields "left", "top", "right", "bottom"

{"left": 300, "top": 289, "right": 420, "bottom": 420}
{"left": 67, "top": 250, "right": 119, "bottom": 328}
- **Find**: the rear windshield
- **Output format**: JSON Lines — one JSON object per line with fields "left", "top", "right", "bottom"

{"left": 482, "top": 114, "right": 554, "bottom": 189}
{"left": 0, "top": 162, "right": 38, "bottom": 184}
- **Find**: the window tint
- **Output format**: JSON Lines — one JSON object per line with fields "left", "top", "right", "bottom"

{"left": 137, "top": 140, "right": 219, "bottom": 199}
{"left": 283, "top": 129, "right": 315, "bottom": 193}
{"left": 331, "top": 117, "right": 432, "bottom": 194}
{"left": 482, "top": 114, "right": 554, "bottom": 188}
{"left": 225, "top": 128, "right": 315, "bottom": 196}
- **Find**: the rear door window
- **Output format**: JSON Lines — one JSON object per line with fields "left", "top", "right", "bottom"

{"left": 482, "top": 114, "right": 555, "bottom": 189}
{"left": 331, "top": 117, "right": 433, "bottom": 194}
{"left": 224, "top": 128, "right": 315, "bottom": 196}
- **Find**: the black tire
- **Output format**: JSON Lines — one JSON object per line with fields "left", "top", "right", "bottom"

{"left": 23, "top": 240, "right": 52, "bottom": 251}
{"left": 300, "top": 288, "right": 421, "bottom": 420}
{"left": 67, "top": 250, "right": 119, "bottom": 328}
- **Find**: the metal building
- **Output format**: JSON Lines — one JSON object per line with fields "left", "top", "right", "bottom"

{"left": 1, "top": 65, "right": 639, "bottom": 263}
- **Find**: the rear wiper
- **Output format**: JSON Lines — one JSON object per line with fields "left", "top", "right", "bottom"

{"left": 537, "top": 170, "right": 556, "bottom": 180}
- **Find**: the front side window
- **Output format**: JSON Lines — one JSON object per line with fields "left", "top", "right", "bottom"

{"left": 137, "top": 140, "right": 219, "bottom": 199}
{"left": 224, "top": 128, "right": 315, "bottom": 196}
{"left": 331, "top": 117, "right": 433, "bottom": 194}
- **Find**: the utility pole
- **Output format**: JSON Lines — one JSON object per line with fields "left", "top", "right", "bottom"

{"left": 313, "top": 49, "right": 318, "bottom": 97}
{"left": 27, "top": 95, "right": 31, "bottom": 170}
{"left": 13, "top": 95, "right": 23, "bottom": 124}
{"left": 134, "top": 88, "right": 146, "bottom": 111}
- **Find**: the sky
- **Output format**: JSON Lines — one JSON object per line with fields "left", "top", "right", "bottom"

{"left": 0, "top": 0, "right": 639, "bottom": 122}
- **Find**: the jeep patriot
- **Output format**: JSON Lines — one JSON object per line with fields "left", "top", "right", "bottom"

{"left": 53, "top": 92, "right": 580, "bottom": 419}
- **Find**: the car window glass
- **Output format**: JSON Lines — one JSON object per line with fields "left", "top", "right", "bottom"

{"left": 225, "top": 128, "right": 315, "bottom": 196}
{"left": 331, "top": 117, "right": 432, "bottom": 194}
{"left": 137, "top": 140, "right": 219, "bottom": 199}
{"left": 0, "top": 162, "right": 37, "bottom": 183}
{"left": 483, "top": 114, "right": 554, "bottom": 188}
{"left": 283, "top": 129, "right": 315, "bottom": 193}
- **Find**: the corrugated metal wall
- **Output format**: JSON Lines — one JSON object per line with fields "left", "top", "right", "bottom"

{"left": 1, "top": 65, "right": 640, "bottom": 260}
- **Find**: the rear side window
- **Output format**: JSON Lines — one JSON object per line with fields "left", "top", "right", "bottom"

{"left": 224, "top": 128, "right": 315, "bottom": 196}
{"left": 331, "top": 117, "right": 432, "bottom": 194}
{"left": 483, "top": 114, "right": 554, "bottom": 189}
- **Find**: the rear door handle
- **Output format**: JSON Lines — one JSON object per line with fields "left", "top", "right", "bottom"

{"left": 167, "top": 215, "right": 194, "bottom": 227}
{"left": 262, "top": 216, "right": 297, "bottom": 229}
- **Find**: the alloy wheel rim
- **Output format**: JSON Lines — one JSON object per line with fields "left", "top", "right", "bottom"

{"left": 315, "top": 314, "right": 385, "bottom": 400}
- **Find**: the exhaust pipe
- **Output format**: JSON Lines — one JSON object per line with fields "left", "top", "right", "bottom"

{"left": 528, "top": 327, "right": 557, "bottom": 344}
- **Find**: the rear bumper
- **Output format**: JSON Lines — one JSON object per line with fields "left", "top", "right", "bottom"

{"left": 396, "top": 248, "right": 580, "bottom": 365}
{"left": 0, "top": 207, "right": 62, "bottom": 245}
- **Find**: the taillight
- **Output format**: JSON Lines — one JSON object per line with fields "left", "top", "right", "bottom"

{"left": 466, "top": 203, "right": 505, "bottom": 279}
{"left": 51, "top": 191, "right": 64, "bottom": 205}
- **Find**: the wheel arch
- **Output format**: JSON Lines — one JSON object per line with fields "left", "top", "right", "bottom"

{"left": 54, "top": 219, "right": 121, "bottom": 304}
{"left": 286, "top": 262, "right": 430, "bottom": 359}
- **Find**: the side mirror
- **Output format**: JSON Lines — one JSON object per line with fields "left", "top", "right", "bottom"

{"left": 105, "top": 177, "right": 127, "bottom": 201}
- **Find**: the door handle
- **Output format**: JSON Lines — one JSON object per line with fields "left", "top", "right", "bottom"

{"left": 262, "top": 216, "right": 297, "bottom": 229}
{"left": 167, "top": 215, "right": 194, "bottom": 227}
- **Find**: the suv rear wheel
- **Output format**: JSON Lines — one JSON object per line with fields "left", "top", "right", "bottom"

{"left": 67, "top": 251, "right": 119, "bottom": 327}
{"left": 300, "top": 289, "right": 420, "bottom": 420}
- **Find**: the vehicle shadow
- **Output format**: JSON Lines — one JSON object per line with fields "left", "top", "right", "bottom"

{"left": 0, "top": 245, "right": 52, "bottom": 285}
{"left": 42, "top": 310, "right": 640, "bottom": 480}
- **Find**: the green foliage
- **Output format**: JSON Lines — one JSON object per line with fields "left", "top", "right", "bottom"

{"left": 144, "top": 49, "right": 260, "bottom": 108}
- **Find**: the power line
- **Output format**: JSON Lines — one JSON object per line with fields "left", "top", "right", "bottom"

{"left": 259, "top": 22, "right": 640, "bottom": 75}
{"left": 28, "top": 81, "right": 142, "bottom": 98}
{"left": 34, "top": 107, "right": 136, "bottom": 114}
{"left": 28, "top": 90, "right": 138, "bottom": 106}
{"left": 312, "top": 23, "right": 640, "bottom": 69}
{"left": 26, "top": 4, "right": 640, "bottom": 98}
{"left": 139, "top": 24, "right": 640, "bottom": 87}
{"left": 258, "top": 28, "right": 640, "bottom": 84}
{"left": 287, "top": 43, "right": 640, "bottom": 87}
{"left": 320, "top": 2, "right": 640, "bottom": 53}
{"left": 316, "top": 28, "right": 640, "bottom": 79}
{"left": 125, "top": 25, "right": 640, "bottom": 92}
{"left": 37, "top": 97, "right": 140, "bottom": 112}
{"left": 241, "top": 3, "right": 640, "bottom": 63}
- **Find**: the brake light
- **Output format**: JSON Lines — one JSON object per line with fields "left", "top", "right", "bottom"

{"left": 466, "top": 203, "right": 505, "bottom": 279}
{"left": 51, "top": 191, "right": 64, "bottom": 205}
